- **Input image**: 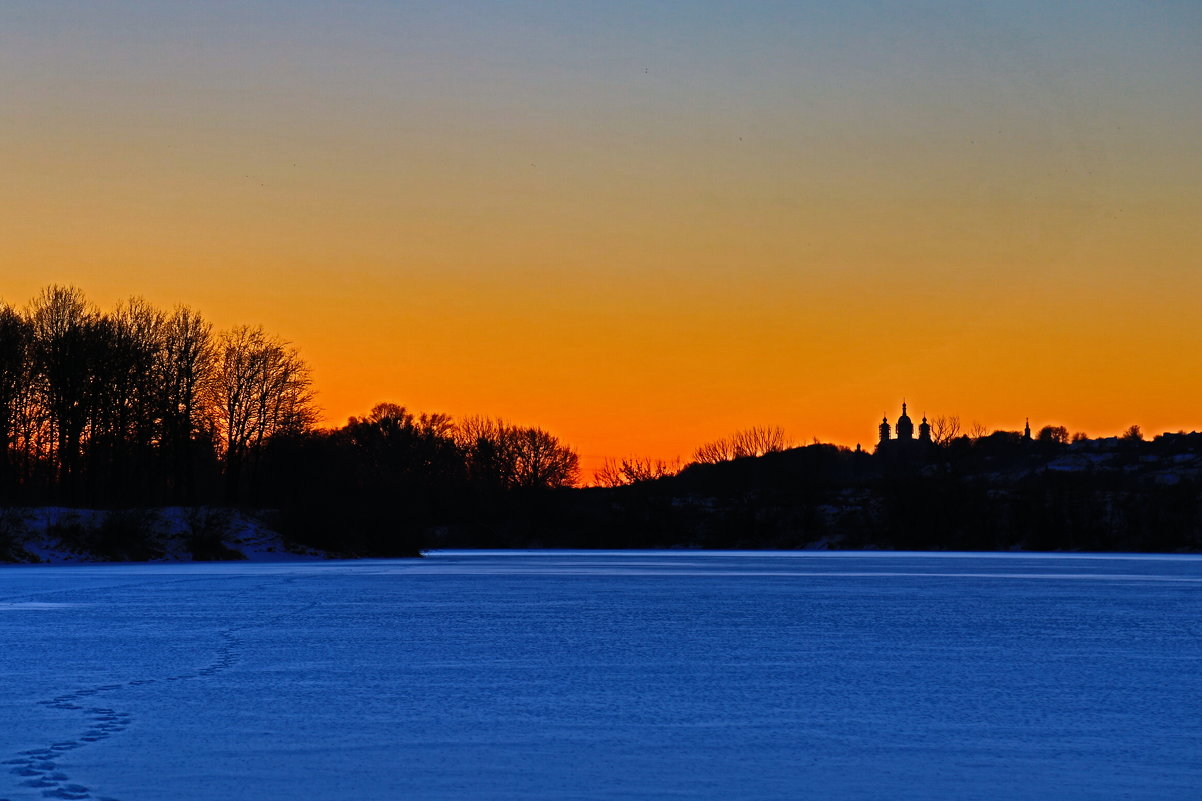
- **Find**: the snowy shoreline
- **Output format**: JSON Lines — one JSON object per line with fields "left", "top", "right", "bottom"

{"left": 0, "top": 507, "right": 325, "bottom": 564}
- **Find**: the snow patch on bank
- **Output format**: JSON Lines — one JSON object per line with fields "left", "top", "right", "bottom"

{"left": 0, "top": 507, "right": 325, "bottom": 564}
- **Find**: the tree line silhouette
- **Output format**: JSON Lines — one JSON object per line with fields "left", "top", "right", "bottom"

{"left": 258, "top": 404, "right": 579, "bottom": 554}
{"left": 3, "top": 285, "right": 1199, "bottom": 557}
{"left": 0, "top": 287, "right": 578, "bottom": 555}
{"left": 0, "top": 286, "right": 315, "bottom": 506}
{"left": 564, "top": 426, "right": 1202, "bottom": 553}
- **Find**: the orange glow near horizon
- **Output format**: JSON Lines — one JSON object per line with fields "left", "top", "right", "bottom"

{"left": 3, "top": 4, "right": 1200, "bottom": 481}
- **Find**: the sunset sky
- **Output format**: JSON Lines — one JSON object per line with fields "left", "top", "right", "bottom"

{"left": 3, "top": 2, "right": 1200, "bottom": 475}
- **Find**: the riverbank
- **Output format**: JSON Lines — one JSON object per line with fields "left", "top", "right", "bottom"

{"left": 0, "top": 507, "right": 324, "bottom": 563}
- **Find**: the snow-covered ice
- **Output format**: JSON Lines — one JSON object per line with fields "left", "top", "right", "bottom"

{"left": 1, "top": 551, "right": 1200, "bottom": 800}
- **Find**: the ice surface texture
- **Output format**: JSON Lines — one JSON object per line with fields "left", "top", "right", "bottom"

{"left": 1, "top": 552, "right": 1200, "bottom": 800}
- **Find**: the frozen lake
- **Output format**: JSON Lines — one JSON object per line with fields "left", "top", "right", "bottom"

{"left": 1, "top": 551, "right": 1201, "bottom": 801}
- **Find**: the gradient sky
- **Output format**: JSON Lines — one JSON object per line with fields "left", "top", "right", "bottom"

{"left": 3, "top": 1, "right": 1200, "bottom": 474}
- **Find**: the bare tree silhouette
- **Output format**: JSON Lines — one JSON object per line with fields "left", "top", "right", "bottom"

{"left": 89, "top": 297, "right": 166, "bottom": 500}
{"left": 160, "top": 305, "right": 218, "bottom": 500}
{"left": 692, "top": 426, "right": 791, "bottom": 464}
{"left": 27, "top": 285, "right": 102, "bottom": 497}
{"left": 0, "top": 305, "right": 31, "bottom": 499}
{"left": 211, "top": 325, "right": 316, "bottom": 501}
{"left": 453, "top": 415, "right": 578, "bottom": 489}
{"left": 930, "top": 414, "right": 961, "bottom": 446}
{"left": 593, "top": 457, "right": 680, "bottom": 487}
{"left": 512, "top": 426, "right": 579, "bottom": 489}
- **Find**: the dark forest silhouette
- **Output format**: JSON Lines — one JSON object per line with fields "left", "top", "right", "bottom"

{"left": 0, "top": 287, "right": 579, "bottom": 557}
{"left": 0, "top": 286, "right": 316, "bottom": 508}
{"left": 2, "top": 286, "right": 1201, "bottom": 560}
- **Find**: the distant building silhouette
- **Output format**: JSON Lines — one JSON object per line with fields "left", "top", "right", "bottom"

{"left": 876, "top": 401, "right": 932, "bottom": 455}
{"left": 876, "top": 401, "right": 1046, "bottom": 456}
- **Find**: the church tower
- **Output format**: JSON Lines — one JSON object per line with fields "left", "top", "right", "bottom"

{"left": 895, "top": 402, "right": 914, "bottom": 441}
{"left": 918, "top": 414, "right": 931, "bottom": 443}
{"left": 878, "top": 414, "right": 891, "bottom": 445}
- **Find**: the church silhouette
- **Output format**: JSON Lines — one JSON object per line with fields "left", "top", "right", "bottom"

{"left": 875, "top": 402, "right": 1037, "bottom": 456}
{"left": 876, "top": 402, "right": 932, "bottom": 454}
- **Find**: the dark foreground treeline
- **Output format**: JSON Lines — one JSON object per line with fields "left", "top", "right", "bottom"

{"left": 258, "top": 405, "right": 579, "bottom": 556}
{"left": 0, "top": 285, "right": 316, "bottom": 508}
{"left": 9, "top": 425, "right": 1202, "bottom": 560}
{"left": 0, "top": 286, "right": 579, "bottom": 558}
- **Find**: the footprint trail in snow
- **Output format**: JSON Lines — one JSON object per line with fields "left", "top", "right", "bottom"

{"left": 2, "top": 580, "right": 314, "bottom": 801}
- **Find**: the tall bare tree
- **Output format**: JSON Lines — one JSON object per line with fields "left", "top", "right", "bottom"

{"left": 161, "top": 305, "right": 216, "bottom": 444}
{"left": 160, "top": 305, "right": 217, "bottom": 499}
{"left": 27, "top": 285, "right": 103, "bottom": 496}
{"left": 89, "top": 297, "right": 167, "bottom": 498}
{"left": 211, "top": 325, "right": 316, "bottom": 500}
{"left": 0, "top": 305, "right": 32, "bottom": 498}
